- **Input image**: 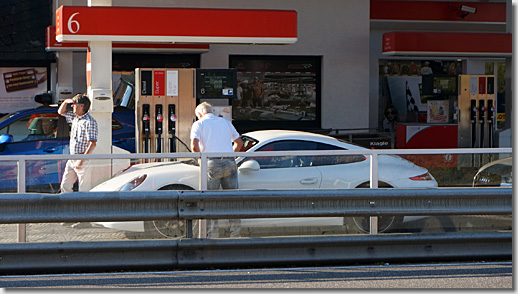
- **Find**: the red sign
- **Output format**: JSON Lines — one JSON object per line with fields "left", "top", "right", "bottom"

{"left": 382, "top": 32, "right": 511, "bottom": 56}
{"left": 382, "top": 33, "right": 394, "bottom": 52}
{"left": 56, "top": 6, "right": 297, "bottom": 44}
{"left": 154, "top": 71, "right": 165, "bottom": 96}
{"left": 371, "top": 0, "right": 506, "bottom": 23}
{"left": 46, "top": 26, "right": 209, "bottom": 52}
{"left": 478, "top": 77, "right": 486, "bottom": 94}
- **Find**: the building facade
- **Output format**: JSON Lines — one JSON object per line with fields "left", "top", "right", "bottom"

{"left": 0, "top": 0, "right": 512, "bottom": 147}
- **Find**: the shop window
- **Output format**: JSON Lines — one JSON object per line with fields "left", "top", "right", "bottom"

{"left": 378, "top": 59, "right": 464, "bottom": 134}
{"left": 229, "top": 55, "right": 321, "bottom": 132}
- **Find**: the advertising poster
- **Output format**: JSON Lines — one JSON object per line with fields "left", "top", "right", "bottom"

{"left": 427, "top": 100, "right": 449, "bottom": 123}
{"left": 212, "top": 106, "right": 232, "bottom": 121}
{"left": 0, "top": 67, "right": 47, "bottom": 115}
{"left": 385, "top": 76, "right": 425, "bottom": 123}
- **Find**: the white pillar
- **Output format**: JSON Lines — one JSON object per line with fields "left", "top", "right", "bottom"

{"left": 87, "top": 41, "right": 113, "bottom": 155}
{"left": 86, "top": 0, "right": 113, "bottom": 188}
{"left": 56, "top": 51, "right": 74, "bottom": 102}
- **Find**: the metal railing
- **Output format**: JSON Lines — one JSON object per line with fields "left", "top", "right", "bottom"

{"left": 0, "top": 147, "right": 511, "bottom": 242}
{"left": 3, "top": 147, "right": 512, "bottom": 193}
{"left": 1, "top": 188, "right": 511, "bottom": 223}
{"left": 0, "top": 187, "right": 512, "bottom": 274}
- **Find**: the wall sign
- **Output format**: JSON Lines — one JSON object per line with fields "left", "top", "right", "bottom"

{"left": 0, "top": 67, "right": 47, "bottom": 114}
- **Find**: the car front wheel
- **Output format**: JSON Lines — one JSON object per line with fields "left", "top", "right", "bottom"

{"left": 125, "top": 184, "right": 194, "bottom": 239}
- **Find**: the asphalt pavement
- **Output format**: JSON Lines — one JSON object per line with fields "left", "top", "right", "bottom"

{"left": 0, "top": 262, "right": 511, "bottom": 289}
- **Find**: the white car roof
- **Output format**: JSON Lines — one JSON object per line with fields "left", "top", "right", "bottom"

{"left": 242, "top": 130, "right": 365, "bottom": 150}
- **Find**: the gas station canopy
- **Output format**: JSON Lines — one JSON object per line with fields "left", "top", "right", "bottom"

{"left": 382, "top": 32, "right": 512, "bottom": 57}
{"left": 56, "top": 6, "right": 298, "bottom": 44}
{"left": 46, "top": 26, "right": 210, "bottom": 53}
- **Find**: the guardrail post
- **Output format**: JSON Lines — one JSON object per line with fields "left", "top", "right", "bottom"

{"left": 194, "top": 153, "right": 209, "bottom": 239}
{"left": 369, "top": 153, "right": 379, "bottom": 235}
{"left": 17, "top": 159, "right": 27, "bottom": 243}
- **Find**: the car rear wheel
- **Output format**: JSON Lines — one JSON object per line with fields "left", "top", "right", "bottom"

{"left": 346, "top": 182, "right": 403, "bottom": 233}
{"left": 125, "top": 184, "right": 194, "bottom": 239}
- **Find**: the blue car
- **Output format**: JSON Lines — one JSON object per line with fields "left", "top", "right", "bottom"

{"left": 0, "top": 104, "right": 135, "bottom": 193}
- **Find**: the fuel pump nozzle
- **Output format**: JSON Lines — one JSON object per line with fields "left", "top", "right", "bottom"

{"left": 479, "top": 100, "right": 485, "bottom": 148}
{"left": 470, "top": 100, "right": 477, "bottom": 148}
{"left": 155, "top": 104, "right": 163, "bottom": 153}
{"left": 488, "top": 100, "right": 495, "bottom": 147}
{"left": 142, "top": 104, "right": 151, "bottom": 153}
{"left": 168, "top": 104, "right": 177, "bottom": 152}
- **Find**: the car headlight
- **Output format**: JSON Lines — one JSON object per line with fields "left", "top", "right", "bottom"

{"left": 409, "top": 172, "right": 433, "bottom": 181}
{"left": 119, "top": 174, "right": 147, "bottom": 191}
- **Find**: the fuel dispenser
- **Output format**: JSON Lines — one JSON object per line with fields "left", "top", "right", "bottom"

{"left": 457, "top": 74, "right": 496, "bottom": 167}
{"left": 135, "top": 68, "right": 236, "bottom": 157}
{"left": 135, "top": 68, "right": 196, "bottom": 155}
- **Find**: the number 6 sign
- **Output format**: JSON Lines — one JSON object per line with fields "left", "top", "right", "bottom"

{"left": 67, "top": 12, "right": 80, "bottom": 34}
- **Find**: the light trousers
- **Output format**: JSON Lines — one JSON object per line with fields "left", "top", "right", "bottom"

{"left": 60, "top": 159, "right": 94, "bottom": 192}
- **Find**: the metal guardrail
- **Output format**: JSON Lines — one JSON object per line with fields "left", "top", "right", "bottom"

{"left": 0, "top": 188, "right": 512, "bottom": 223}
{"left": 0, "top": 232, "right": 511, "bottom": 274}
{"left": 0, "top": 188, "right": 512, "bottom": 273}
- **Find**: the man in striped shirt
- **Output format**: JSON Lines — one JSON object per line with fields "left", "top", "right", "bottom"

{"left": 58, "top": 93, "right": 98, "bottom": 193}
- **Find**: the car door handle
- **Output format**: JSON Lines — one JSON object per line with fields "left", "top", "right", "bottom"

{"left": 300, "top": 178, "right": 318, "bottom": 185}
{"left": 43, "top": 147, "right": 57, "bottom": 153}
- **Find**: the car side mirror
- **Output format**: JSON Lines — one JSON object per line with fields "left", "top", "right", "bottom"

{"left": 238, "top": 159, "right": 260, "bottom": 174}
{"left": 0, "top": 134, "right": 13, "bottom": 152}
{"left": 0, "top": 134, "right": 13, "bottom": 144}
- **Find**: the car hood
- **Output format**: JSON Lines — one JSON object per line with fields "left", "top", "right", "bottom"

{"left": 91, "top": 160, "right": 200, "bottom": 191}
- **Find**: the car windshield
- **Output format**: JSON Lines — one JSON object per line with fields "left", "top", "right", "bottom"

{"left": 0, "top": 113, "right": 13, "bottom": 124}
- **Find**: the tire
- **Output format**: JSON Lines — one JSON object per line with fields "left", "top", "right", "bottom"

{"left": 351, "top": 215, "right": 404, "bottom": 233}
{"left": 123, "top": 219, "right": 186, "bottom": 239}
{"left": 348, "top": 182, "right": 403, "bottom": 233}
{"left": 130, "top": 184, "right": 194, "bottom": 239}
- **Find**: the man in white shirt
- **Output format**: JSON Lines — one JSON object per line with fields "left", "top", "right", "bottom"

{"left": 191, "top": 102, "right": 243, "bottom": 238}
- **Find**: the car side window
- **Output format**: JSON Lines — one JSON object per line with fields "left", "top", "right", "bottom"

{"left": 311, "top": 143, "right": 366, "bottom": 166}
{"left": 0, "top": 114, "right": 31, "bottom": 142}
{"left": 0, "top": 112, "right": 61, "bottom": 142}
{"left": 253, "top": 140, "right": 317, "bottom": 169}
{"left": 249, "top": 140, "right": 366, "bottom": 169}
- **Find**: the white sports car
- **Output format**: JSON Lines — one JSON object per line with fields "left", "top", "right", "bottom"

{"left": 91, "top": 130, "right": 437, "bottom": 237}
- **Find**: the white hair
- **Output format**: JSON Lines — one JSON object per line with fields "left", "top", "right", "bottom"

{"left": 195, "top": 102, "right": 213, "bottom": 118}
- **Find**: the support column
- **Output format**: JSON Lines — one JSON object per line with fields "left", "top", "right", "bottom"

{"left": 86, "top": 0, "right": 114, "bottom": 188}
{"left": 87, "top": 41, "right": 113, "bottom": 155}
{"left": 56, "top": 51, "right": 74, "bottom": 102}
{"left": 504, "top": 0, "right": 512, "bottom": 131}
